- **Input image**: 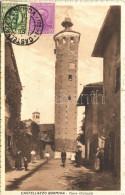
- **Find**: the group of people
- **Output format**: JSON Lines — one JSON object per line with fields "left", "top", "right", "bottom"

{"left": 61, "top": 148, "right": 104, "bottom": 172}
{"left": 15, "top": 149, "right": 37, "bottom": 171}
{"left": 61, "top": 149, "right": 82, "bottom": 167}
{"left": 15, "top": 151, "right": 28, "bottom": 171}
{"left": 15, "top": 148, "right": 103, "bottom": 172}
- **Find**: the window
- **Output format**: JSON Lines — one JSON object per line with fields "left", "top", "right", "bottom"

{"left": 116, "top": 32, "right": 120, "bottom": 58}
{"left": 56, "top": 39, "right": 59, "bottom": 46}
{"left": 68, "top": 96, "right": 71, "bottom": 100}
{"left": 8, "top": 136, "right": 11, "bottom": 148}
{"left": 68, "top": 75, "right": 72, "bottom": 81}
{"left": 63, "top": 37, "right": 66, "bottom": 44}
{"left": 71, "top": 37, "right": 74, "bottom": 43}
{"left": 115, "top": 66, "right": 120, "bottom": 91}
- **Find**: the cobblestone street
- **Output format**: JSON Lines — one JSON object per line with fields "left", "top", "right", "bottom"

{"left": 6, "top": 159, "right": 120, "bottom": 191}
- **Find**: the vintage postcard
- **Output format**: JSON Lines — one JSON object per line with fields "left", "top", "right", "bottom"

{"left": 0, "top": 0, "right": 125, "bottom": 194}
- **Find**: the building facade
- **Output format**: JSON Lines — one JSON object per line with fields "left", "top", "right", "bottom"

{"left": 92, "top": 6, "right": 121, "bottom": 176}
{"left": 39, "top": 124, "right": 55, "bottom": 158}
{"left": 77, "top": 82, "right": 104, "bottom": 161}
{"left": 54, "top": 17, "right": 80, "bottom": 158}
{"left": 5, "top": 39, "right": 22, "bottom": 171}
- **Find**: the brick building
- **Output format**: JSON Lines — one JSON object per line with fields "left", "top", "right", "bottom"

{"left": 77, "top": 82, "right": 104, "bottom": 161}
{"left": 92, "top": 6, "right": 121, "bottom": 176}
{"left": 5, "top": 39, "right": 22, "bottom": 171}
{"left": 54, "top": 16, "right": 80, "bottom": 158}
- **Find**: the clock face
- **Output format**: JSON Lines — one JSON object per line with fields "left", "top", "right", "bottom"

{"left": 69, "top": 62, "right": 75, "bottom": 70}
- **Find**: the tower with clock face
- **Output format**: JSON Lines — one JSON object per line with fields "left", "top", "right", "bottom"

{"left": 54, "top": 16, "right": 80, "bottom": 158}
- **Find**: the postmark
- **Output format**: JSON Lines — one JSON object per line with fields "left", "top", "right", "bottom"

{"left": 3, "top": 4, "right": 44, "bottom": 46}
{"left": 30, "top": 3, "right": 55, "bottom": 34}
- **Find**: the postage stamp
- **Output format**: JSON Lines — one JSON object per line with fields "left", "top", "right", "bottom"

{"left": 1, "top": 3, "right": 17, "bottom": 22}
{"left": 30, "top": 3, "right": 55, "bottom": 34}
{"left": 2, "top": 4, "right": 44, "bottom": 45}
{"left": 0, "top": 0, "right": 125, "bottom": 195}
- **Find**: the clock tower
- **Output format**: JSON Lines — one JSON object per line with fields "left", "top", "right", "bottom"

{"left": 54, "top": 16, "right": 80, "bottom": 158}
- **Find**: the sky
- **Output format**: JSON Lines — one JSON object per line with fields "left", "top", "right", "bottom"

{"left": 13, "top": 5, "right": 109, "bottom": 132}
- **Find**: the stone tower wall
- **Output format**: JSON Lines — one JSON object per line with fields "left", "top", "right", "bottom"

{"left": 55, "top": 33, "right": 80, "bottom": 153}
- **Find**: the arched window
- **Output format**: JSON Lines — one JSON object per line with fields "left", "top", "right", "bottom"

{"left": 62, "top": 37, "right": 66, "bottom": 44}
{"left": 70, "top": 37, "right": 74, "bottom": 43}
{"left": 68, "top": 75, "right": 72, "bottom": 81}
{"left": 56, "top": 39, "right": 59, "bottom": 46}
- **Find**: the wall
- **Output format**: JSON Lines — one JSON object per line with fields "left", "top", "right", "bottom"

{"left": 5, "top": 40, "right": 22, "bottom": 171}
{"left": 103, "top": 31, "right": 120, "bottom": 175}
{"left": 85, "top": 88, "right": 104, "bottom": 160}
{"left": 55, "top": 33, "right": 80, "bottom": 152}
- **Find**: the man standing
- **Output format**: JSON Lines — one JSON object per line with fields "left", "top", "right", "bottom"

{"left": 15, "top": 151, "right": 21, "bottom": 170}
{"left": 61, "top": 149, "right": 66, "bottom": 167}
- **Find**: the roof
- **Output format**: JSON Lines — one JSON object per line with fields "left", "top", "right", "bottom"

{"left": 77, "top": 82, "right": 103, "bottom": 106}
{"left": 39, "top": 124, "right": 55, "bottom": 132}
{"left": 84, "top": 82, "right": 103, "bottom": 88}
{"left": 92, "top": 6, "right": 121, "bottom": 57}
{"left": 5, "top": 39, "right": 22, "bottom": 89}
{"left": 22, "top": 119, "right": 32, "bottom": 122}
{"left": 32, "top": 111, "right": 40, "bottom": 114}
{"left": 53, "top": 17, "right": 80, "bottom": 41}
{"left": 54, "top": 30, "right": 81, "bottom": 41}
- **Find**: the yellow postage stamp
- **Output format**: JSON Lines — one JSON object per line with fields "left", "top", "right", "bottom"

{"left": 0, "top": 0, "right": 125, "bottom": 195}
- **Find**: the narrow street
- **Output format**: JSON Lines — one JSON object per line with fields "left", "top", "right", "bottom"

{"left": 6, "top": 159, "right": 120, "bottom": 191}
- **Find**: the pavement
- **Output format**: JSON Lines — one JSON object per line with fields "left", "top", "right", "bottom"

{"left": 6, "top": 159, "right": 47, "bottom": 190}
{"left": 6, "top": 159, "right": 120, "bottom": 191}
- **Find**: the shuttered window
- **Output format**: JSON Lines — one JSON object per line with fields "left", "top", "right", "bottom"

{"left": 115, "top": 66, "right": 120, "bottom": 91}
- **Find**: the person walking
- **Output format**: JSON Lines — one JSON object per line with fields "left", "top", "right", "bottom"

{"left": 24, "top": 157, "right": 28, "bottom": 171}
{"left": 71, "top": 151, "right": 76, "bottom": 164}
{"left": 61, "top": 149, "right": 66, "bottom": 167}
{"left": 30, "top": 149, "right": 36, "bottom": 163}
{"left": 75, "top": 149, "right": 82, "bottom": 167}
{"left": 45, "top": 151, "right": 50, "bottom": 163}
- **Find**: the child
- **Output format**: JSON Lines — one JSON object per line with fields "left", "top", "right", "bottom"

{"left": 45, "top": 152, "right": 50, "bottom": 163}
{"left": 24, "top": 157, "right": 28, "bottom": 171}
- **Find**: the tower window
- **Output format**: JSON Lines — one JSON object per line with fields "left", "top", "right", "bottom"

{"left": 57, "top": 39, "right": 59, "bottom": 46}
{"left": 36, "top": 115, "right": 39, "bottom": 119}
{"left": 8, "top": 136, "right": 11, "bottom": 148}
{"left": 115, "top": 66, "right": 120, "bottom": 91}
{"left": 68, "top": 96, "right": 71, "bottom": 100}
{"left": 63, "top": 37, "right": 66, "bottom": 44}
{"left": 68, "top": 75, "right": 72, "bottom": 81}
{"left": 71, "top": 37, "right": 74, "bottom": 43}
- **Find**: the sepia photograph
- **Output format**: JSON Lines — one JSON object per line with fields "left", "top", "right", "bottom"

{"left": 0, "top": 1, "right": 122, "bottom": 193}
